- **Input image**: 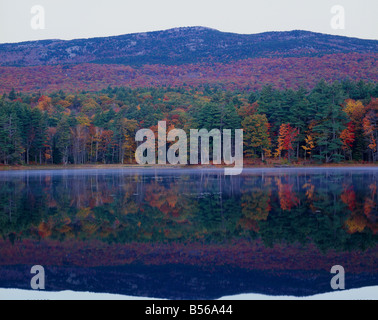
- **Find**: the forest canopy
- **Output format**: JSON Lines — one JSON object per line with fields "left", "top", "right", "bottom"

{"left": 0, "top": 79, "right": 377, "bottom": 165}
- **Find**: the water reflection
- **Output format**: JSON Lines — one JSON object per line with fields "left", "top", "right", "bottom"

{"left": 0, "top": 168, "right": 377, "bottom": 251}
{"left": 0, "top": 168, "right": 377, "bottom": 298}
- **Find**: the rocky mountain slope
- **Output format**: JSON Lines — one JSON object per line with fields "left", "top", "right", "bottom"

{"left": 0, "top": 27, "right": 377, "bottom": 67}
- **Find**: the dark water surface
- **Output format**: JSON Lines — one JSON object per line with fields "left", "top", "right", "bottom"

{"left": 0, "top": 167, "right": 377, "bottom": 299}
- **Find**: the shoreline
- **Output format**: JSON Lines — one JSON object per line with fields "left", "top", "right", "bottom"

{"left": 1, "top": 163, "right": 378, "bottom": 171}
{"left": 1, "top": 286, "right": 377, "bottom": 300}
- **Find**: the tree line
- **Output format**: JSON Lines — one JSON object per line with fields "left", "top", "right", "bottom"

{"left": 0, "top": 79, "right": 377, "bottom": 165}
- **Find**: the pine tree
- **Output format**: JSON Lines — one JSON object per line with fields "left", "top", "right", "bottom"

{"left": 310, "top": 81, "right": 348, "bottom": 163}
{"left": 8, "top": 88, "right": 17, "bottom": 101}
{"left": 56, "top": 117, "right": 71, "bottom": 164}
{"left": 0, "top": 105, "right": 23, "bottom": 164}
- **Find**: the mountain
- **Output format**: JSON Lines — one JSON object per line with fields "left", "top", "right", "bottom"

{"left": 0, "top": 27, "right": 377, "bottom": 93}
{"left": 0, "top": 27, "right": 377, "bottom": 67}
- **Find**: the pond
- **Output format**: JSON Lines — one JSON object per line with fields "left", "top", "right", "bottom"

{"left": 0, "top": 167, "right": 377, "bottom": 299}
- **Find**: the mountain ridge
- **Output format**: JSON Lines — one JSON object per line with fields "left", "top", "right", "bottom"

{"left": 1, "top": 27, "right": 377, "bottom": 67}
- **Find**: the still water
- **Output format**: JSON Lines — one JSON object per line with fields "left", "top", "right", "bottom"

{"left": 0, "top": 167, "right": 377, "bottom": 299}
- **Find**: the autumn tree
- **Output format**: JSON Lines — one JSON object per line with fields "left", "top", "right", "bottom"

{"left": 302, "top": 134, "right": 315, "bottom": 161}
{"left": 117, "top": 118, "right": 138, "bottom": 163}
{"left": 363, "top": 99, "right": 378, "bottom": 161}
{"left": 242, "top": 114, "right": 271, "bottom": 160}
{"left": 340, "top": 122, "right": 356, "bottom": 160}
{"left": 70, "top": 124, "right": 89, "bottom": 164}
{"left": 343, "top": 99, "right": 366, "bottom": 160}
{"left": 275, "top": 123, "right": 298, "bottom": 161}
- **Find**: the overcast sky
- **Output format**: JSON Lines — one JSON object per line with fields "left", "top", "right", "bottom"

{"left": 0, "top": 0, "right": 377, "bottom": 43}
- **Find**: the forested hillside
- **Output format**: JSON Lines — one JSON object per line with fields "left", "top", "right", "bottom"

{"left": 0, "top": 28, "right": 377, "bottom": 93}
{"left": 0, "top": 53, "right": 376, "bottom": 93}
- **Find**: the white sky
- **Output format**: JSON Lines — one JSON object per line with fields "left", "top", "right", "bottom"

{"left": 0, "top": 0, "right": 377, "bottom": 43}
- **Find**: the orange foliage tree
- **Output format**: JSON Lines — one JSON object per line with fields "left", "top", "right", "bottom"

{"left": 275, "top": 124, "right": 299, "bottom": 160}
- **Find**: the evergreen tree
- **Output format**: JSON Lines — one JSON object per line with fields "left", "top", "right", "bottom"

{"left": 310, "top": 81, "right": 348, "bottom": 163}
{"left": 56, "top": 117, "right": 71, "bottom": 164}
{"left": 0, "top": 103, "right": 23, "bottom": 164}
